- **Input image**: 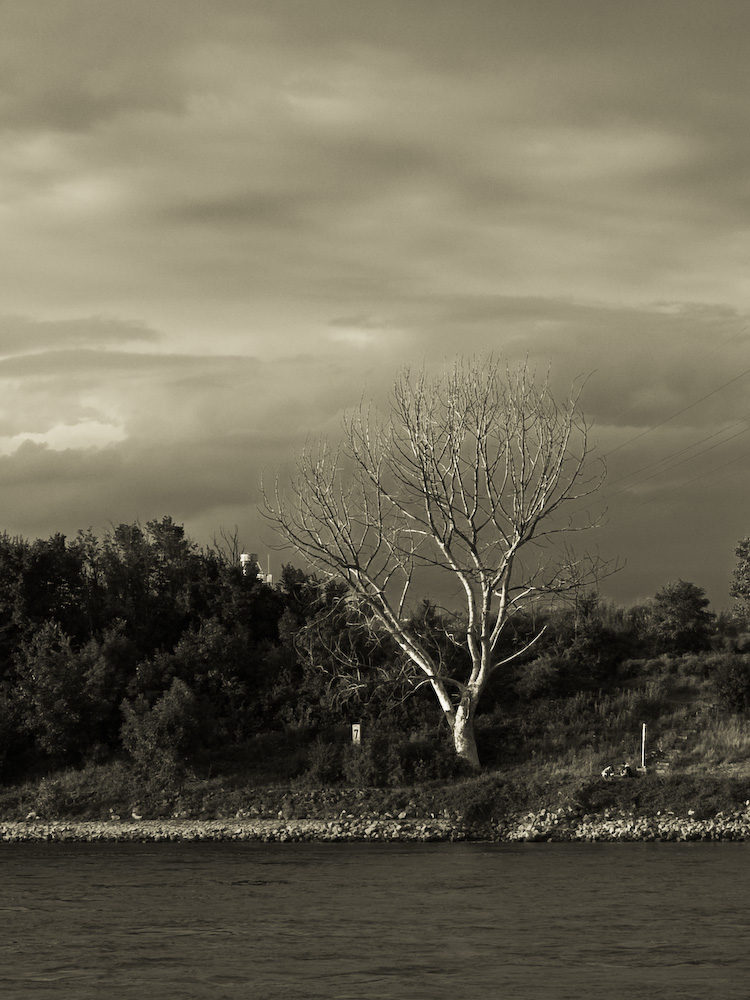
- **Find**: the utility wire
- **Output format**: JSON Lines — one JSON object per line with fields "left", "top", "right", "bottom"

{"left": 601, "top": 416, "right": 749, "bottom": 494}
{"left": 633, "top": 449, "right": 750, "bottom": 508}
{"left": 602, "top": 424, "right": 749, "bottom": 502}
{"left": 605, "top": 364, "right": 750, "bottom": 458}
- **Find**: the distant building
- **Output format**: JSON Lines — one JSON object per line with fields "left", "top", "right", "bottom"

{"left": 240, "top": 552, "right": 273, "bottom": 585}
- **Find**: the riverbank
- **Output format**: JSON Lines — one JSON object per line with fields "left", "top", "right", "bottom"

{"left": 4, "top": 805, "right": 750, "bottom": 843}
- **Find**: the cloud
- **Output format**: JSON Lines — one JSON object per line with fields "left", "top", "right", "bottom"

{"left": 0, "top": 313, "right": 746, "bottom": 607}
{"left": 3, "top": 0, "right": 748, "bottom": 332}
{"left": 0, "top": 314, "right": 160, "bottom": 357}
{"left": 1, "top": 1, "right": 749, "bottom": 606}
{"left": 0, "top": 0, "right": 216, "bottom": 132}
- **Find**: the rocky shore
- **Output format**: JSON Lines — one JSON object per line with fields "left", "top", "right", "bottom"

{"left": 0, "top": 817, "right": 458, "bottom": 843}
{"left": 495, "top": 806, "right": 750, "bottom": 842}
{"left": 4, "top": 807, "right": 750, "bottom": 843}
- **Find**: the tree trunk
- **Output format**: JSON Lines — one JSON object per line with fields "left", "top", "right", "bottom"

{"left": 452, "top": 699, "right": 480, "bottom": 771}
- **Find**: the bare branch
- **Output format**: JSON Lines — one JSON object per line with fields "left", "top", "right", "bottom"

{"left": 261, "top": 356, "right": 612, "bottom": 770}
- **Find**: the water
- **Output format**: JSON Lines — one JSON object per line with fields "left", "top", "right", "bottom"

{"left": 1, "top": 841, "right": 749, "bottom": 999}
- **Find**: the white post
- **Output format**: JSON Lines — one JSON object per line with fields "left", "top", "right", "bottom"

{"left": 641, "top": 723, "right": 646, "bottom": 770}
{"left": 352, "top": 723, "right": 361, "bottom": 745}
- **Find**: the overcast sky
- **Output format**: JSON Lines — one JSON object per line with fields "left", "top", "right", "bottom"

{"left": 1, "top": 0, "right": 749, "bottom": 608}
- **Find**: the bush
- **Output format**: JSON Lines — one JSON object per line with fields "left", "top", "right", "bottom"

{"left": 26, "top": 762, "right": 136, "bottom": 820}
{"left": 348, "top": 725, "right": 462, "bottom": 787}
{"left": 440, "top": 770, "right": 556, "bottom": 823}
{"left": 121, "top": 678, "right": 200, "bottom": 789}
{"left": 708, "top": 653, "right": 750, "bottom": 713}
{"left": 574, "top": 773, "right": 749, "bottom": 819}
{"left": 303, "top": 737, "right": 344, "bottom": 785}
{"left": 300, "top": 724, "right": 466, "bottom": 788}
{"left": 473, "top": 711, "right": 516, "bottom": 767}
{"left": 440, "top": 773, "right": 512, "bottom": 823}
{"left": 342, "top": 739, "right": 385, "bottom": 787}
{"left": 514, "top": 657, "right": 563, "bottom": 700}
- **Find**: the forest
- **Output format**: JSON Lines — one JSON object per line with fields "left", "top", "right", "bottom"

{"left": 1, "top": 515, "right": 750, "bottom": 822}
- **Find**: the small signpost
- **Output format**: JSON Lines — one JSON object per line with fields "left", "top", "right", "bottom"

{"left": 351, "top": 723, "right": 361, "bottom": 745}
{"left": 639, "top": 722, "right": 647, "bottom": 772}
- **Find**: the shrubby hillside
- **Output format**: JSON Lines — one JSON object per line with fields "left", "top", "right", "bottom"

{"left": 1, "top": 517, "right": 750, "bottom": 821}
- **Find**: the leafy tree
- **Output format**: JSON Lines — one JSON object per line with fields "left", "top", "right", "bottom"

{"left": 524, "top": 593, "right": 636, "bottom": 694}
{"left": 647, "top": 580, "right": 715, "bottom": 655}
{"left": 121, "top": 677, "right": 199, "bottom": 787}
{"left": 129, "top": 618, "right": 257, "bottom": 742}
{"left": 100, "top": 516, "right": 221, "bottom": 655}
{"left": 0, "top": 680, "right": 26, "bottom": 779}
{"left": 265, "top": 358, "right": 608, "bottom": 769}
{"left": 269, "top": 573, "right": 374, "bottom": 728}
{"left": 79, "top": 623, "right": 139, "bottom": 750}
{"left": 69, "top": 528, "right": 111, "bottom": 638}
{"left": 0, "top": 532, "right": 29, "bottom": 672}
{"left": 214, "top": 559, "right": 285, "bottom": 644}
{"left": 14, "top": 534, "right": 89, "bottom": 643}
{"left": 15, "top": 621, "right": 124, "bottom": 761}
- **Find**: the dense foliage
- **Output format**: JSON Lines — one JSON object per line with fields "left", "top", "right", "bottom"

{"left": 0, "top": 517, "right": 749, "bottom": 800}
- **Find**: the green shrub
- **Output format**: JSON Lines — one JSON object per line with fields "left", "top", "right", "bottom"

{"left": 342, "top": 739, "right": 385, "bottom": 787}
{"left": 708, "top": 653, "right": 750, "bottom": 713}
{"left": 25, "top": 762, "right": 136, "bottom": 820}
{"left": 121, "top": 678, "right": 200, "bottom": 789}
{"left": 303, "top": 737, "right": 344, "bottom": 785}
{"left": 338, "top": 724, "right": 463, "bottom": 787}
{"left": 439, "top": 773, "right": 507, "bottom": 823}
{"left": 33, "top": 776, "right": 67, "bottom": 819}
{"left": 439, "top": 768, "right": 562, "bottom": 823}
{"left": 514, "top": 656, "right": 563, "bottom": 699}
{"left": 391, "top": 729, "right": 462, "bottom": 784}
{"left": 574, "top": 773, "right": 749, "bottom": 819}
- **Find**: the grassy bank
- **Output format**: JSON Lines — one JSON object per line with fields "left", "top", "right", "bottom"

{"left": 2, "top": 753, "right": 749, "bottom": 832}
{"left": 2, "top": 654, "right": 750, "bottom": 833}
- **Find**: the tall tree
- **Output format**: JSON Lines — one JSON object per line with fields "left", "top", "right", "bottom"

{"left": 264, "top": 358, "right": 607, "bottom": 769}
{"left": 648, "top": 579, "right": 715, "bottom": 654}
{"left": 101, "top": 516, "right": 218, "bottom": 654}
{"left": 16, "top": 534, "right": 89, "bottom": 643}
{"left": 15, "top": 622, "right": 120, "bottom": 761}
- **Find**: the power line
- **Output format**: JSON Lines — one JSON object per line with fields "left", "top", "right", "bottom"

{"left": 605, "top": 364, "right": 750, "bottom": 458}
{"left": 558, "top": 321, "right": 750, "bottom": 528}
{"left": 602, "top": 423, "right": 749, "bottom": 502}
{"left": 602, "top": 416, "right": 749, "bottom": 495}
{"left": 637, "top": 449, "right": 750, "bottom": 508}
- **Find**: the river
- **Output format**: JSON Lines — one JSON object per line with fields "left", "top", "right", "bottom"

{"left": 1, "top": 841, "right": 748, "bottom": 999}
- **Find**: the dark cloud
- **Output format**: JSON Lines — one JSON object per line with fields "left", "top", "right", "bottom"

{"left": 0, "top": 348, "right": 232, "bottom": 378}
{"left": 0, "top": 2, "right": 186, "bottom": 130}
{"left": 161, "top": 192, "right": 308, "bottom": 229}
{"left": 0, "top": 350, "right": 357, "bottom": 544}
{"left": 328, "top": 315, "right": 392, "bottom": 330}
{"left": 0, "top": 2, "right": 749, "bottom": 607}
{"left": 0, "top": 326, "right": 746, "bottom": 608}
{"left": 0, "top": 315, "right": 160, "bottom": 356}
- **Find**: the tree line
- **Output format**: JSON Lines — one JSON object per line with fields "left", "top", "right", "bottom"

{"left": 0, "top": 513, "right": 749, "bottom": 786}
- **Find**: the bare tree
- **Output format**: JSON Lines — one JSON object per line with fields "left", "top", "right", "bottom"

{"left": 264, "top": 358, "right": 608, "bottom": 770}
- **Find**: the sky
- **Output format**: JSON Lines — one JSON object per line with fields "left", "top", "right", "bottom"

{"left": 1, "top": 0, "right": 749, "bottom": 610}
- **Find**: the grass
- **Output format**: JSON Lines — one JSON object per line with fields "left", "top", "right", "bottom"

{"left": 2, "top": 657, "right": 750, "bottom": 824}
{"left": 684, "top": 715, "right": 750, "bottom": 771}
